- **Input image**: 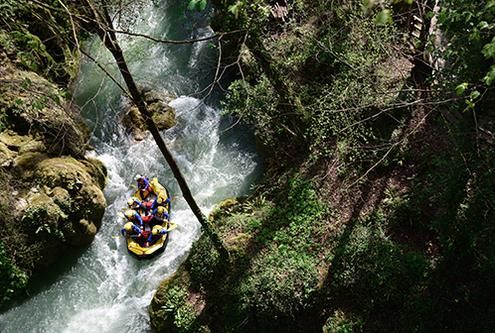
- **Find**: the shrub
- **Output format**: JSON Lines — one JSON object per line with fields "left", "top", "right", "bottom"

{"left": 323, "top": 310, "right": 363, "bottom": 333}
{"left": 187, "top": 236, "right": 221, "bottom": 290}
{"left": 233, "top": 175, "right": 328, "bottom": 329}
{"left": 0, "top": 241, "right": 28, "bottom": 308}
{"left": 161, "top": 285, "right": 199, "bottom": 333}
{"left": 329, "top": 211, "right": 429, "bottom": 331}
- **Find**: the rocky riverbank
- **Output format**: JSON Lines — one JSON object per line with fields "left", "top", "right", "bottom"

{"left": 0, "top": 7, "right": 106, "bottom": 308}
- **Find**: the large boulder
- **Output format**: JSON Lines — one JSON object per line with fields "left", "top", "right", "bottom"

{"left": 32, "top": 157, "right": 107, "bottom": 233}
{"left": 0, "top": 130, "right": 47, "bottom": 172}
{"left": 0, "top": 132, "right": 107, "bottom": 276}
{"left": 15, "top": 156, "right": 107, "bottom": 269}
{"left": 121, "top": 88, "right": 177, "bottom": 140}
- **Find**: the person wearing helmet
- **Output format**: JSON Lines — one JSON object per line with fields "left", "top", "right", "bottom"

{"left": 121, "top": 221, "right": 141, "bottom": 237}
{"left": 120, "top": 209, "right": 144, "bottom": 237}
{"left": 149, "top": 205, "right": 170, "bottom": 227}
{"left": 127, "top": 196, "right": 144, "bottom": 211}
{"left": 143, "top": 225, "right": 168, "bottom": 245}
{"left": 135, "top": 174, "right": 150, "bottom": 191}
{"left": 133, "top": 174, "right": 169, "bottom": 207}
{"left": 152, "top": 225, "right": 168, "bottom": 236}
{"left": 123, "top": 209, "right": 144, "bottom": 229}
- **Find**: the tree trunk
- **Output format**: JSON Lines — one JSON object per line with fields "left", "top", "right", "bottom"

{"left": 80, "top": 0, "right": 229, "bottom": 260}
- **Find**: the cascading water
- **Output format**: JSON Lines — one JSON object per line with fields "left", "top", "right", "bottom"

{"left": 0, "top": 2, "right": 260, "bottom": 332}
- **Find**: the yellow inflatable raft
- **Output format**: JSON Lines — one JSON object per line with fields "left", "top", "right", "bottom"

{"left": 125, "top": 184, "right": 175, "bottom": 258}
{"left": 127, "top": 221, "right": 177, "bottom": 258}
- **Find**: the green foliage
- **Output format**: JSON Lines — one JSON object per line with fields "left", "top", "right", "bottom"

{"left": 228, "top": 1, "right": 244, "bottom": 19}
{"left": 9, "top": 30, "right": 55, "bottom": 72}
{"left": 197, "top": 0, "right": 495, "bottom": 332}
{"left": 325, "top": 123, "right": 495, "bottom": 332}
{"left": 411, "top": 136, "right": 495, "bottom": 309}
{"left": 224, "top": 77, "right": 280, "bottom": 150}
{"left": 332, "top": 211, "right": 427, "bottom": 300}
{"left": 229, "top": 0, "right": 270, "bottom": 29}
{"left": 235, "top": 175, "right": 328, "bottom": 327}
{"left": 223, "top": 0, "right": 405, "bottom": 171}
{"left": 187, "top": 0, "right": 207, "bottom": 11}
{"left": 439, "top": 0, "right": 495, "bottom": 106}
{"left": 323, "top": 310, "right": 363, "bottom": 333}
{"left": 181, "top": 176, "right": 330, "bottom": 331}
{"left": 161, "top": 285, "right": 200, "bottom": 332}
{"left": 0, "top": 0, "right": 78, "bottom": 84}
{"left": 240, "top": 251, "right": 318, "bottom": 316}
{"left": 0, "top": 0, "right": 25, "bottom": 26}
{"left": 328, "top": 209, "right": 430, "bottom": 332}
{"left": 375, "top": 9, "right": 392, "bottom": 25}
{"left": 187, "top": 236, "right": 221, "bottom": 289}
{"left": 0, "top": 241, "right": 28, "bottom": 308}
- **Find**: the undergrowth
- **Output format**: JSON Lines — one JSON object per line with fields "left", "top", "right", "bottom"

{"left": 180, "top": 175, "right": 331, "bottom": 332}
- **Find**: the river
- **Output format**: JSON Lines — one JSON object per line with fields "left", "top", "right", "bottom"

{"left": 0, "top": 1, "right": 260, "bottom": 332}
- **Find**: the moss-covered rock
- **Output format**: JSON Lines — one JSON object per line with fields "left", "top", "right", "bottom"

{"left": 0, "top": 61, "right": 90, "bottom": 157}
{"left": 32, "top": 157, "right": 106, "bottom": 230}
{"left": 0, "top": 142, "right": 15, "bottom": 167}
{"left": 151, "top": 102, "right": 176, "bottom": 129}
{"left": 121, "top": 88, "right": 176, "bottom": 140}
{"left": 17, "top": 156, "right": 106, "bottom": 254}
{"left": 0, "top": 130, "right": 44, "bottom": 152}
{"left": 0, "top": 10, "right": 106, "bottom": 310}
{"left": 0, "top": 131, "right": 47, "bottom": 170}
{"left": 1, "top": 155, "right": 107, "bottom": 274}
{"left": 14, "top": 152, "right": 48, "bottom": 175}
{"left": 81, "top": 157, "right": 107, "bottom": 189}
{"left": 21, "top": 192, "right": 68, "bottom": 265}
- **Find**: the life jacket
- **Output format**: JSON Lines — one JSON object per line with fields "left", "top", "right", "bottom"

{"left": 141, "top": 214, "right": 153, "bottom": 225}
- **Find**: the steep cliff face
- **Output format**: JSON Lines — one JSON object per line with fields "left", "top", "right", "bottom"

{"left": 0, "top": 15, "right": 106, "bottom": 308}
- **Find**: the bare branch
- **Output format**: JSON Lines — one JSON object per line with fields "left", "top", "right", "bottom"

{"left": 56, "top": 0, "right": 80, "bottom": 52}
{"left": 78, "top": 48, "right": 131, "bottom": 99}
{"left": 110, "top": 28, "right": 246, "bottom": 45}
{"left": 347, "top": 107, "right": 435, "bottom": 189}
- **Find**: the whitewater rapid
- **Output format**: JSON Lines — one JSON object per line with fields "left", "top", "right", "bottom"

{"left": 0, "top": 1, "right": 259, "bottom": 332}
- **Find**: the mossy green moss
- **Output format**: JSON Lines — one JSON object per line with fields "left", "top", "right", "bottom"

{"left": 150, "top": 269, "right": 207, "bottom": 333}
{"left": 0, "top": 61, "right": 89, "bottom": 157}
{"left": 32, "top": 157, "right": 106, "bottom": 230}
